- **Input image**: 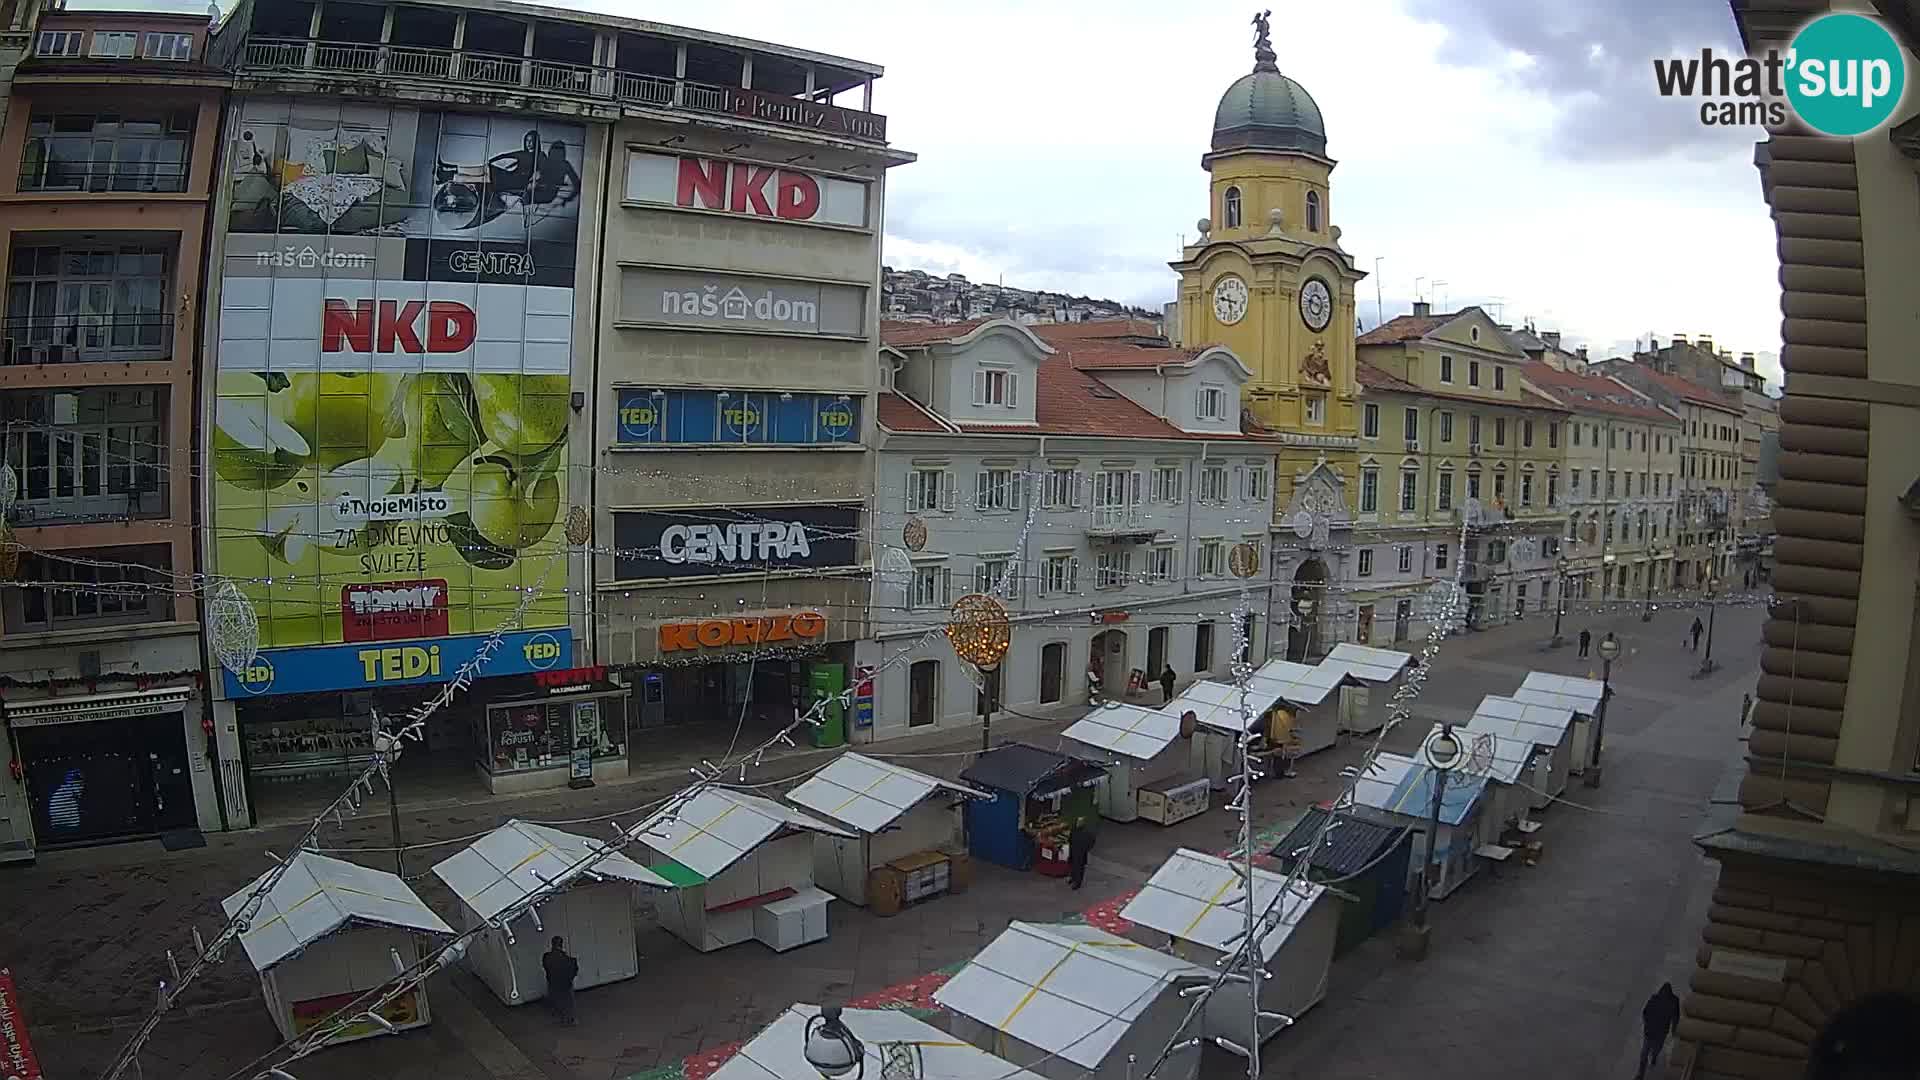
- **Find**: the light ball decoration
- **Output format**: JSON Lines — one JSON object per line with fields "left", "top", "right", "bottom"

{"left": 902, "top": 517, "right": 928, "bottom": 553}
{"left": 208, "top": 577, "right": 262, "bottom": 675}
{"left": 945, "top": 593, "right": 1011, "bottom": 672}
{"left": 564, "top": 505, "right": 592, "bottom": 546}
{"left": 1227, "top": 542, "right": 1261, "bottom": 579}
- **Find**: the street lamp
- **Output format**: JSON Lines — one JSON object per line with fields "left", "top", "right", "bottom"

{"left": 1584, "top": 633, "right": 1622, "bottom": 789}
{"left": 1550, "top": 556, "right": 1569, "bottom": 648}
{"left": 804, "top": 1006, "right": 866, "bottom": 1080}
{"left": 1698, "top": 576, "right": 1723, "bottom": 677}
{"left": 1404, "top": 723, "right": 1463, "bottom": 961}
{"left": 946, "top": 594, "right": 1011, "bottom": 752}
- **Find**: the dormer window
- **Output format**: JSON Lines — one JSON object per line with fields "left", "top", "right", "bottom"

{"left": 1224, "top": 186, "right": 1242, "bottom": 229}
{"left": 1306, "top": 191, "right": 1321, "bottom": 232}
{"left": 973, "top": 367, "right": 1018, "bottom": 408}
{"left": 1196, "top": 383, "right": 1227, "bottom": 421}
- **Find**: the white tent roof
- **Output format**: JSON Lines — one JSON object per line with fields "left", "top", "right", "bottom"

{"left": 1351, "top": 752, "right": 1417, "bottom": 813}
{"left": 1061, "top": 702, "right": 1185, "bottom": 761}
{"left": 933, "top": 921, "right": 1206, "bottom": 1069}
{"left": 1246, "top": 658, "right": 1360, "bottom": 707}
{"left": 1459, "top": 728, "right": 1535, "bottom": 786}
{"left": 1321, "top": 643, "right": 1415, "bottom": 684}
{"left": 711, "top": 1004, "right": 1046, "bottom": 1080}
{"left": 222, "top": 850, "right": 451, "bottom": 971}
{"left": 785, "top": 753, "right": 989, "bottom": 834}
{"left": 1512, "top": 671, "right": 1606, "bottom": 716}
{"left": 1120, "top": 848, "right": 1326, "bottom": 962}
{"left": 431, "top": 819, "right": 672, "bottom": 921}
{"left": 1466, "top": 695, "right": 1576, "bottom": 748}
{"left": 631, "top": 787, "right": 854, "bottom": 880}
{"left": 1164, "top": 679, "right": 1272, "bottom": 733}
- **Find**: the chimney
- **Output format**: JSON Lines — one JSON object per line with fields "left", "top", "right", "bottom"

{"left": 1673, "top": 334, "right": 1688, "bottom": 345}
{"left": 1576, "top": 346, "right": 1589, "bottom": 363}
{"left": 1740, "top": 352, "right": 1756, "bottom": 371}
{"left": 1412, "top": 300, "right": 1432, "bottom": 317}
{"left": 1698, "top": 334, "right": 1714, "bottom": 353}
{"left": 1542, "top": 331, "right": 1561, "bottom": 348}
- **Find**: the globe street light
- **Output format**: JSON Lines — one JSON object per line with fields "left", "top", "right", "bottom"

{"left": 946, "top": 594, "right": 1011, "bottom": 752}
{"left": 1404, "top": 724, "right": 1463, "bottom": 961}
{"left": 1584, "top": 633, "right": 1622, "bottom": 789}
{"left": 804, "top": 1006, "right": 866, "bottom": 1080}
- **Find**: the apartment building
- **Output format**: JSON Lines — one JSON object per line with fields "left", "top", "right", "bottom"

{"left": 1670, "top": 3, "right": 1920, "bottom": 1075}
{"left": 1354, "top": 304, "right": 1569, "bottom": 631}
{"left": 867, "top": 319, "right": 1277, "bottom": 738}
{"left": 0, "top": 7, "right": 226, "bottom": 859}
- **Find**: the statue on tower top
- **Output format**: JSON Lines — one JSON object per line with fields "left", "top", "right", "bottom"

{"left": 1252, "top": 9, "right": 1279, "bottom": 73}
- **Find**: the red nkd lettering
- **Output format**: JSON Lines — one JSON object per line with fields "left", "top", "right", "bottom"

{"left": 670, "top": 156, "right": 823, "bottom": 222}
{"left": 321, "top": 300, "right": 476, "bottom": 354}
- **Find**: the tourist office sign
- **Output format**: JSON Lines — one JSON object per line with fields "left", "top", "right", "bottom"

{"left": 618, "top": 268, "right": 866, "bottom": 337}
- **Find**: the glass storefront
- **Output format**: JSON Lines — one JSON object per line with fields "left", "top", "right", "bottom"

{"left": 478, "top": 687, "right": 628, "bottom": 788}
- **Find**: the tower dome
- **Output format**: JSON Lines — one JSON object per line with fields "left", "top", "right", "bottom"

{"left": 1212, "top": 12, "right": 1327, "bottom": 157}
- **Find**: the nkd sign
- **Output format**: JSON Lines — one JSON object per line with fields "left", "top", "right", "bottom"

{"left": 618, "top": 268, "right": 866, "bottom": 337}
{"left": 624, "top": 152, "right": 870, "bottom": 229}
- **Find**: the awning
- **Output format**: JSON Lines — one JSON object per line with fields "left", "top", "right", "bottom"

{"left": 5, "top": 686, "right": 192, "bottom": 729}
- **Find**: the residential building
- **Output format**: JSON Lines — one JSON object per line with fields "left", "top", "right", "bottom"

{"left": 0, "top": 6, "right": 226, "bottom": 859}
{"left": 867, "top": 319, "right": 1277, "bottom": 737}
{"left": 1167, "top": 20, "right": 1365, "bottom": 660}
{"left": 1597, "top": 360, "right": 1746, "bottom": 588}
{"left": 1670, "top": 3, "right": 1920, "bottom": 1075}
{"left": 1354, "top": 304, "right": 1569, "bottom": 632}
{"left": 197, "top": 0, "right": 907, "bottom": 828}
{"left": 0, "top": 0, "right": 53, "bottom": 106}
{"left": 1520, "top": 361, "right": 1682, "bottom": 604}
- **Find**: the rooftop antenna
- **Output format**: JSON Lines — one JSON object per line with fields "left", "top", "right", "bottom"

{"left": 1373, "top": 257, "right": 1384, "bottom": 328}
{"left": 1414, "top": 276, "right": 1427, "bottom": 303}
{"left": 1433, "top": 280, "right": 1449, "bottom": 312}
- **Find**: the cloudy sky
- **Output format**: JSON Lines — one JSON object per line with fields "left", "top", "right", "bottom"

{"left": 85, "top": 0, "right": 1782, "bottom": 378}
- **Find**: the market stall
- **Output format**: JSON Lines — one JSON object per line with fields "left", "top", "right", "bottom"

{"left": 1060, "top": 703, "right": 1202, "bottom": 824}
{"left": 631, "top": 788, "right": 853, "bottom": 953}
{"left": 1510, "top": 672, "right": 1606, "bottom": 773}
{"left": 223, "top": 850, "right": 452, "bottom": 1044}
{"left": 784, "top": 753, "right": 987, "bottom": 910}
{"left": 1164, "top": 679, "right": 1298, "bottom": 792}
{"left": 1350, "top": 751, "right": 1493, "bottom": 901}
{"left": 1243, "top": 659, "right": 1364, "bottom": 757}
{"left": 934, "top": 921, "right": 1208, "bottom": 1080}
{"left": 1270, "top": 808, "right": 1412, "bottom": 956}
{"left": 711, "top": 1003, "right": 1046, "bottom": 1080}
{"left": 430, "top": 819, "right": 671, "bottom": 1005}
{"left": 1463, "top": 694, "right": 1576, "bottom": 810}
{"left": 1453, "top": 719, "right": 1546, "bottom": 838}
{"left": 958, "top": 743, "right": 1107, "bottom": 873}
{"left": 1320, "top": 643, "right": 1415, "bottom": 734}
{"left": 1121, "top": 848, "right": 1338, "bottom": 1047}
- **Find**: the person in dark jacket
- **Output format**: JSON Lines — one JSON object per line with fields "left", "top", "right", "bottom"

{"left": 1637, "top": 982, "right": 1681, "bottom": 1079}
{"left": 1690, "top": 617, "right": 1705, "bottom": 652}
{"left": 1066, "top": 820, "right": 1096, "bottom": 890}
{"left": 542, "top": 936, "right": 579, "bottom": 1025}
{"left": 1159, "top": 665, "right": 1177, "bottom": 705}
{"left": 1578, "top": 628, "right": 1592, "bottom": 658}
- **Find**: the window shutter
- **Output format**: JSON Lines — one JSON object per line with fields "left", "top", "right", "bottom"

{"left": 940, "top": 471, "right": 956, "bottom": 512}
{"left": 1068, "top": 557, "right": 1081, "bottom": 593}
{"left": 1233, "top": 465, "right": 1246, "bottom": 500}
{"left": 1073, "top": 471, "right": 1085, "bottom": 509}
{"left": 1007, "top": 560, "right": 1021, "bottom": 599}
{"left": 942, "top": 566, "right": 952, "bottom": 604}
{"left": 1129, "top": 470, "right": 1143, "bottom": 507}
{"left": 1005, "top": 373, "right": 1019, "bottom": 409}
{"left": 975, "top": 470, "right": 990, "bottom": 510}
{"left": 1010, "top": 472, "right": 1025, "bottom": 510}
{"left": 972, "top": 369, "right": 987, "bottom": 406}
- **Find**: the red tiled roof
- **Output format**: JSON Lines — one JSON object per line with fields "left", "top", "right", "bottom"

{"left": 1356, "top": 361, "right": 1419, "bottom": 393}
{"left": 1061, "top": 342, "right": 1204, "bottom": 371}
{"left": 1356, "top": 312, "right": 1454, "bottom": 345}
{"left": 876, "top": 391, "right": 952, "bottom": 433}
{"left": 1520, "top": 363, "right": 1675, "bottom": 423}
{"left": 1027, "top": 318, "right": 1164, "bottom": 344}
{"left": 1629, "top": 366, "right": 1743, "bottom": 413}
{"left": 1355, "top": 361, "right": 1570, "bottom": 413}
{"left": 1013, "top": 355, "right": 1194, "bottom": 438}
{"left": 880, "top": 319, "right": 993, "bottom": 347}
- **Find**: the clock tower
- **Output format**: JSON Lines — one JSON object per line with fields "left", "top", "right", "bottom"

{"left": 1172, "top": 12, "right": 1365, "bottom": 504}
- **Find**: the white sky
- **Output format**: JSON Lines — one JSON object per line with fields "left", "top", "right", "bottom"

{"left": 83, "top": 0, "right": 1785, "bottom": 381}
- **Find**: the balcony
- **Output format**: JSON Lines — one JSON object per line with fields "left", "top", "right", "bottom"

{"left": 239, "top": 37, "right": 889, "bottom": 144}
{"left": 1087, "top": 505, "right": 1161, "bottom": 544}
{"left": 19, "top": 111, "right": 194, "bottom": 195}
{"left": 2, "top": 386, "right": 170, "bottom": 527}
{"left": 3, "top": 315, "right": 174, "bottom": 365}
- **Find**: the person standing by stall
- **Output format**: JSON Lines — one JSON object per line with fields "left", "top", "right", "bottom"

{"left": 1066, "top": 819, "right": 1097, "bottom": 891}
{"left": 1159, "top": 664, "right": 1177, "bottom": 705}
{"left": 543, "top": 936, "right": 579, "bottom": 1025}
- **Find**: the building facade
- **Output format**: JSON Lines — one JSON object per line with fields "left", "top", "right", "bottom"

{"left": 1672, "top": 2, "right": 1920, "bottom": 1075}
{"left": 195, "top": 0, "right": 904, "bottom": 826}
{"left": 0, "top": 8, "right": 227, "bottom": 858}
{"left": 865, "top": 319, "right": 1277, "bottom": 739}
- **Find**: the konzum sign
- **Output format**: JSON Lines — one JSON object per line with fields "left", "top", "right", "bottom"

{"left": 658, "top": 611, "right": 828, "bottom": 653}
{"left": 624, "top": 152, "right": 870, "bottom": 229}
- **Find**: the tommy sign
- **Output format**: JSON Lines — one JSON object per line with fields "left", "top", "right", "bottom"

{"left": 612, "top": 505, "right": 859, "bottom": 580}
{"left": 624, "top": 152, "right": 870, "bottom": 229}
{"left": 619, "top": 268, "right": 866, "bottom": 336}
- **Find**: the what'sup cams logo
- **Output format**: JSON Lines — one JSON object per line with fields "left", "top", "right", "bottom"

{"left": 1654, "top": 12, "right": 1907, "bottom": 136}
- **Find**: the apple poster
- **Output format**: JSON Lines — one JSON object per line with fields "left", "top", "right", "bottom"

{"left": 211, "top": 98, "right": 583, "bottom": 650}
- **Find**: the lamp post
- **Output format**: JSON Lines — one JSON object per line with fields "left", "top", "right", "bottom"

{"left": 1403, "top": 723, "right": 1463, "bottom": 961}
{"left": 946, "top": 594, "right": 1011, "bottom": 752}
{"left": 1295, "top": 597, "right": 1316, "bottom": 662}
{"left": 804, "top": 1006, "right": 866, "bottom": 1080}
{"left": 1550, "top": 556, "right": 1569, "bottom": 648}
{"left": 1584, "top": 633, "right": 1622, "bottom": 788}
{"left": 1698, "top": 576, "right": 1723, "bottom": 677}
{"left": 1641, "top": 546, "right": 1657, "bottom": 622}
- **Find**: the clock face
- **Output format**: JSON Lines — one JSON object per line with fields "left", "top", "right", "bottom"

{"left": 1300, "top": 278, "right": 1333, "bottom": 331}
{"left": 1212, "top": 276, "right": 1249, "bottom": 326}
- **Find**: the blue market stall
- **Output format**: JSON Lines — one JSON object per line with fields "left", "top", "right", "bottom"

{"left": 959, "top": 743, "right": 1106, "bottom": 872}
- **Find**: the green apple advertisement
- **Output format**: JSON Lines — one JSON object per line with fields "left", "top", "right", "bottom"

{"left": 214, "top": 99, "right": 583, "bottom": 650}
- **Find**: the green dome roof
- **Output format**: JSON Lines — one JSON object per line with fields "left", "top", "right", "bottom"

{"left": 1212, "top": 68, "right": 1327, "bottom": 157}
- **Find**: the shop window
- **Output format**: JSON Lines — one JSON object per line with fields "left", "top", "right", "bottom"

{"left": 483, "top": 697, "right": 626, "bottom": 775}
{"left": 6, "top": 543, "right": 170, "bottom": 633}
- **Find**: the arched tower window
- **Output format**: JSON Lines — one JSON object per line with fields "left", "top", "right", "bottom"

{"left": 1306, "top": 191, "right": 1322, "bottom": 232}
{"left": 1224, "top": 186, "right": 1242, "bottom": 229}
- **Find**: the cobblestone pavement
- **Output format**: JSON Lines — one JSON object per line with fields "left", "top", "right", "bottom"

{"left": 0, "top": 599, "right": 1761, "bottom": 1080}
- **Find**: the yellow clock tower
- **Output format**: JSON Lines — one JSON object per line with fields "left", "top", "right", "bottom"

{"left": 1172, "top": 11, "right": 1365, "bottom": 518}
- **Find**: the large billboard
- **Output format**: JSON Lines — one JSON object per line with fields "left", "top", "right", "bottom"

{"left": 213, "top": 99, "right": 584, "bottom": 686}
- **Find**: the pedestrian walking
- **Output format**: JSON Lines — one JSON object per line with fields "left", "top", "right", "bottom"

{"left": 1159, "top": 664, "right": 1177, "bottom": 705}
{"left": 1578, "top": 628, "right": 1591, "bottom": 658}
{"left": 543, "top": 936, "right": 579, "bottom": 1026}
{"left": 1690, "top": 617, "right": 1705, "bottom": 652}
{"left": 1066, "top": 819, "right": 1097, "bottom": 891}
{"left": 1636, "top": 982, "right": 1681, "bottom": 1080}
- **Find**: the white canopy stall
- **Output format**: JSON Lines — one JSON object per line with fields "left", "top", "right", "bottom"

{"left": 224, "top": 850, "right": 452, "bottom": 1045}
{"left": 1120, "top": 848, "right": 1338, "bottom": 1047}
{"left": 711, "top": 1004, "right": 1046, "bottom": 1080}
{"left": 1320, "top": 643, "right": 1415, "bottom": 734}
{"left": 1060, "top": 703, "right": 1199, "bottom": 824}
{"left": 1511, "top": 672, "right": 1607, "bottom": 773}
{"left": 632, "top": 788, "right": 854, "bottom": 953}
{"left": 785, "top": 753, "right": 986, "bottom": 908}
{"left": 1351, "top": 751, "right": 1495, "bottom": 900}
{"left": 1244, "top": 659, "right": 1363, "bottom": 757}
{"left": 934, "top": 921, "right": 1208, "bottom": 1080}
{"left": 1463, "top": 695, "right": 1577, "bottom": 810}
{"left": 1457, "top": 725, "right": 1544, "bottom": 839}
{"left": 1166, "top": 679, "right": 1278, "bottom": 792}
{"left": 431, "top": 819, "right": 671, "bottom": 1005}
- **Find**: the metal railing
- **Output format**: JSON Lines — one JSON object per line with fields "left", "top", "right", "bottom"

{"left": 240, "top": 37, "right": 888, "bottom": 142}
{"left": 18, "top": 142, "right": 190, "bottom": 195}
{"left": 1088, "top": 505, "right": 1149, "bottom": 532}
{"left": 2, "top": 315, "right": 175, "bottom": 364}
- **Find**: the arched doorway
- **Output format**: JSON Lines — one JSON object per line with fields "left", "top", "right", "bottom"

{"left": 1090, "top": 629, "right": 1130, "bottom": 697}
{"left": 1286, "top": 559, "right": 1328, "bottom": 662}
{"left": 1806, "top": 992, "right": 1920, "bottom": 1078}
